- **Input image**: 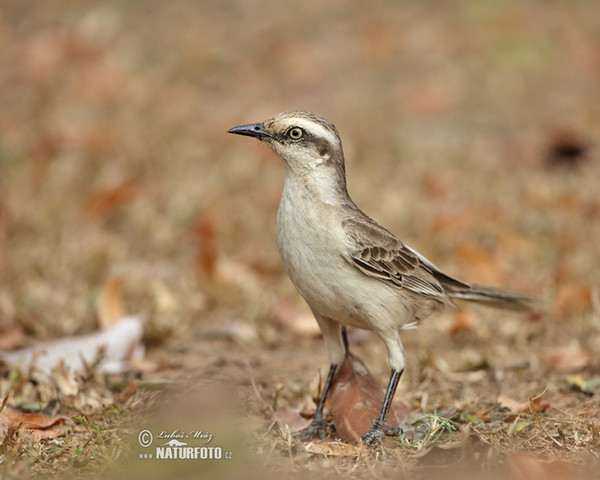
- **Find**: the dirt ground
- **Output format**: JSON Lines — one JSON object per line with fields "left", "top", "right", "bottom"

{"left": 0, "top": 0, "right": 599, "bottom": 478}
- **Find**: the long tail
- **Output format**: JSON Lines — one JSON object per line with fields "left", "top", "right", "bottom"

{"left": 445, "top": 284, "right": 541, "bottom": 311}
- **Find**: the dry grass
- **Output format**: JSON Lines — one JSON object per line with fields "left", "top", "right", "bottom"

{"left": 0, "top": 0, "right": 599, "bottom": 478}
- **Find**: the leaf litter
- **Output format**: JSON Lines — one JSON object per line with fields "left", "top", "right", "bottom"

{"left": 1, "top": 1, "right": 600, "bottom": 479}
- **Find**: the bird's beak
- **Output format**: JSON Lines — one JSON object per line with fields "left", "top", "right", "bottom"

{"left": 227, "top": 122, "right": 275, "bottom": 140}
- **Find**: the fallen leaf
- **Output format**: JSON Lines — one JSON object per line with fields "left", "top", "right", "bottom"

{"left": 566, "top": 375, "right": 600, "bottom": 396}
{"left": 497, "top": 393, "right": 549, "bottom": 415}
{"left": 275, "top": 405, "right": 311, "bottom": 432}
{"left": 554, "top": 284, "right": 592, "bottom": 318}
{"left": 329, "top": 353, "right": 398, "bottom": 445}
{"left": 0, "top": 324, "right": 26, "bottom": 351}
{"left": 52, "top": 365, "right": 79, "bottom": 396}
{"left": 539, "top": 346, "right": 594, "bottom": 372}
{"left": 151, "top": 281, "right": 178, "bottom": 313}
{"left": 97, "top": 276, "right": 128, "bottom": 329}
{"left": 445, "top": 310, "right": 476, "bottom": 336}
{"left": 85, "top": 179, "right": 137, "bottom": 216}
{"left": 215, "top": 259, "right": 262, "bottom": 295}
{"left": 474, "top": 405, "right": 495, "bottom": 422}
{"left": 0, "top": 316, "right": 144, "bottom": 377}
{"left": 454, "top": 243, "right": 503, "bottom": 286}
{"left": 192, "top": 219, "right": 216, "bottom": 276}
{"left": 0, "top": 407, "right": 68, "bottom": 443}
{"left": 305, "top": 441, "right": 362, "bottom": 457}
{"left": 273, "top": 300, "right": 320, "bottom": 337}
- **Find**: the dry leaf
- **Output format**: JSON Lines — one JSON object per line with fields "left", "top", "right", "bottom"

{"left": 305, "top": 441, "right": 362, "bottom": 457}
{"left": 97, "top": 276, "right": 128, "bottom": 329}
{"left": 432, "top": 208, "right": 479, "bottom": 234}
{"left": 539, "top": 346, "right": 594, "bottom": 372}
{"left": 273, "top": 300, "right": 320, "bottom": 337}
{"left": 151, "top": 281, "right": 178, "bottom": 313}
{"left": 329, "top": 353, "right": 398, "bottom": 445}
{"left": 554, "top": 284, "right": 592, "bottom": 318}
{"left": 192, "top": 219, "right": 216, "bottom": 276}
{"left": 0, "top": 324, "right": 26, "bottom": 351}
{"left": 275, "top": 405, "right": 311, "bottom": 432}
{"left": 85, "top": 179, "right": 137, "bottom": 216}
{"left": 566, "top": 375, "right": 600, "bottom": 395}
{"left": 0, "top": 407, "right": 68, "bottom": 443}
{"left": 497, "top": 393, "right": 549, "bottom": 415}
{"left": 0, "top": 316, "right": 144, "bottom": 377}
{"left": 445, "top": 310, "right": 476, "bottom": 336}
{"left": 454, "top": 243, "right": 502, "bottom": 286}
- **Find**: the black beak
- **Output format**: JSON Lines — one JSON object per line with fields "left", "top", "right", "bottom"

{"left": 227, "top": 122, "right": 274, "bottom": 140}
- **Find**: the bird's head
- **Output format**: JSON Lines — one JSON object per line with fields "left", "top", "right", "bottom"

{"left": 228, "top": 111, "right": 347, "bottom": 181}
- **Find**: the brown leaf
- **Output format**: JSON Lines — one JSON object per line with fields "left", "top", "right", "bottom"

{"left": 497, "top": 393, "right": 549, "bottom": 415}
{"left": 554, "top": 284, "right": 592, "bottom": 318}
{"left": 192, "top": 219, "right": 216, "bottom": 276}
{"left": 97, "top": 276, "right": 128, "bottom": 329}
{"left": 0, "top": 407, "right": 68, "bottom": 443}
{"left": 85, "top": 179, "right": 138, "bottom": 216}
{"left": 305, "top": 441, "right": 361, "bottom": 457}
{"left": 329, "top": 353, "right": 398, "bottom": 445}
{"left": 445, "top": 310, "right": 476, "bottom": 336}
{"left": 273, "top": 300, "right": 320, "bottom": 337}
{"left": 275, "top": 405, "right": 311, "bottom": 432}
{"left": 454, "top": 243, "right": 503, "bottom": 286}
{"left": 539, "top": 346, "right": 594, "bottom": 372}
{"left": 0, "top": 324, "right": 26, "bottom": 351}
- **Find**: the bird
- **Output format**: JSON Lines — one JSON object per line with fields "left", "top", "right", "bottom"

{"left": 228, "top": 111, "right": 538, "bottom": 446}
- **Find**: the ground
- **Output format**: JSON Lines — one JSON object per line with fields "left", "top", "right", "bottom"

{"left": 0, "top": 0, "right": 599, "bottom": 478}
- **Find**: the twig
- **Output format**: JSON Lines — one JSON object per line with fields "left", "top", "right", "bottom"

{"left": 529, "top": 387, "right": 561, "bottom": 447}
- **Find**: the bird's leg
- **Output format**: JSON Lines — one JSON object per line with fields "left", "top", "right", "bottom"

{"left": 361, "top": 329, "right": 406, "bottom": 446}
{"left": 294, "top": 363, "right": 337, "bottom": 440}
{"left": 341, "top": 326, "right": 350, "bottom": 354}
{"left": 361, "top": 369, "right": 404, "bottom": 446}
{"left": 294, "top": 315, "right": 344, "bottom": 440}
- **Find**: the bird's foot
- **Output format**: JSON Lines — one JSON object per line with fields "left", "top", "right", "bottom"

{"left": 361, "top": 419, "right": 402, "bottom": 447}
{"left": 293, "top": 417, "right": 334, "bottom": 441}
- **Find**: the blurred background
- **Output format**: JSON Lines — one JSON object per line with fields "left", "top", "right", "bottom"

{"left": 1, "top": 0, "right": 597, "bottom": 337}
{"left": 0, "top": 0, "right": 599, "bottom": 474}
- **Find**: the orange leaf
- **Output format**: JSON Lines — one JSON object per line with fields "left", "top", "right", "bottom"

{"left": 191, "top": 219, "right": 216, "bottom": 276}
{"left": 445, "top": 310, "right": 476, "bottom": 336}
{"left": 97, "top": 277, "right": 128, "bottom": 329}
{"left": 554, "top": 284, "right": 592, "bottom": 318}
{"left": 329, "top": 353, "right": 398, "bottom": 445}
{"left": 539, "top": 346, "right": 594, "bottom": 372}
{"left": 454, "top": 243, "right": 502, "bottom": 286}
{"left": 85, "top": 179, "right": 138, "bottom": 216}
{"left": 0, "top": 324, "right": 26, "bottom": 350}
{"left": 0, "top": 408, "right": 68, "bottom": 443}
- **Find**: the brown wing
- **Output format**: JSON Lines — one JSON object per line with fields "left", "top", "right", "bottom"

{"left": 342, "top": 216, "right": 458, "bottom": 305}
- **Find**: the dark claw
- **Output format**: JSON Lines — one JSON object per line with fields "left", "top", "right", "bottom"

{"left": 293, "top": 417, "right": 332, "bottom": 441}
{"left": 361, "top": 419, "right": 402, "bottom": 447}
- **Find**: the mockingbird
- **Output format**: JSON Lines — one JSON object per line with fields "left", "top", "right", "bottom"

{"left": 228, "top": 111, "right": 538, "bottom": 446}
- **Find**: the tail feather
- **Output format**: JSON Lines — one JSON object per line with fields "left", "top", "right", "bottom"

{"left": 445, "top": 284, "right": 541, "bottom": 311}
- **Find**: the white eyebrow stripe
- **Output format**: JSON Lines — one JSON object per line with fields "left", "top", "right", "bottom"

{"left": 289, "top": 119, "right": 339, "bottom": 147}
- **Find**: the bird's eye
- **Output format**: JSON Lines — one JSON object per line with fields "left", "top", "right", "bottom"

{"left": 288, "top": 127, "right": 304, "bottom": 140}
